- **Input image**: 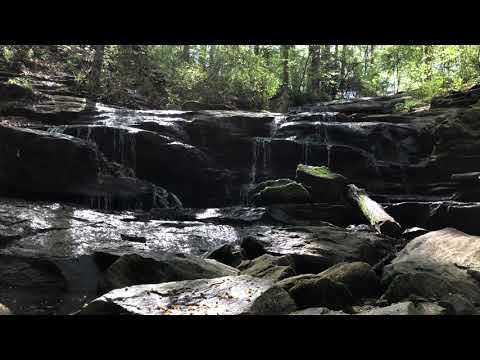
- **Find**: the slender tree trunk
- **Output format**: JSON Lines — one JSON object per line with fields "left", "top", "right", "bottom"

{"left": 298, "top": 51, "right": 312, "bottom": 93}
{"left": 339, "top": 45, "right": 348, "bottom": 96}
{"left": 182, "top": 45, "right": 191, "bottom": 62}
{"left": 200, "top": 45, "right": 208, "bottom": 70}
{"left": 279, "top": 45, "right": 290, "bottom": 113}
{"left": 423, "top": 45, "right": 433, "bottom": 81}
{"left": 281, "top": 45, "right": 290, "bottom": 87}
{"left": 364, "top": 46, "right": 369, "bottom": 75}
{"left": 308, "top": 45, "right": 321, "bottom": 98}
{"left": 396, "top": 58, "right": 401, "bottom": 93}
{"left": 370, "top": 45, "right": 375, "bottom": 65}
{"left": 89, "top": 45, "right": 105, "bottom": 96}
{"left": 254, "top": 45, "right": 260, "bottom": 55}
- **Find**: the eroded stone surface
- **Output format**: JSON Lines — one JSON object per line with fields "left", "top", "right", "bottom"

{"left": 382, "top": 228, "right": 480, "bottom": 304}
{"left": 78, "top": 275, "right": 296, "bottom": 315}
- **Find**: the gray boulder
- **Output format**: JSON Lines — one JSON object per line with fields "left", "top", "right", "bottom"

{"left": 382, "top": 228, "right": 480, "bottom": 304}
{"left": 78, "top": 275, "right": 296, "bottom": 315}
{"left": 238, "top": 254, "right": 296, "bottom": 282}
{"left": 100, "top": 253, "right": 239, "bottom": 293}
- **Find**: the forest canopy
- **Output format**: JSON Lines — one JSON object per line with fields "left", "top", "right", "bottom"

{"left": 1, "top": 45, "right": 480, "bottom": 111}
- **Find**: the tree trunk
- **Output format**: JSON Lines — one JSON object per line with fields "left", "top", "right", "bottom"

{"left": 200, "top": 45, "right": 208, "bottom": 70}
{"left": 307, "top": 45, "right": 321, "bottom": 98}
{"left": 88, "top": 45, "right": 105, "bottom": 96}
{"left": 370, "top": 45, "right": 375, "bottom": 65}
{"left": 339, "top": 45, "right": 348, "bottom": 96}
{"left": 423, "top": 45, "right": 433, "bottom": 81}
{"left": 281, "top": 45, "right": 290, "bottom": 87}
{"left": 346, "top": 184, "right": 402, "bottom": 237}
{"left": 254, "top": 45, "right": 260, "bottom": 55}
{"left": 364, "top": 46, "right": 369, "bottom": 75}
{"left": 182, "top": 45, "right": 191, "bottom": 63}
{"left": 279, "top": 45, "right": 290, "bottom": 113}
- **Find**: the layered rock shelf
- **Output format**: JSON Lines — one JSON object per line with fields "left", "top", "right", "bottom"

{"left": 2, "top": 73, "right": 480, "bottom": 315}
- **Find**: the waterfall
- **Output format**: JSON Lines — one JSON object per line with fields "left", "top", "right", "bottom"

{"left": 240, "top": 137, "right": 272, "bottom": 205}
{"left": 323, "top": 124, "right": 332, "bottom": 168}
{"left": 303, "top": 141, "right": 310, "bottom": 165}
{"left": 87, "top": 194, "right": 113, "bottom": 211}
{"left": 47, "top": 126, "right": 67, "bottom": 134}
{"left": 270, "top": 115, "right": 284, "bottom": 137}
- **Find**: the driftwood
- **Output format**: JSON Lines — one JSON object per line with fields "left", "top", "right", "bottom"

{"left": 346, "top": 184, "right": 402, "bottom": 238}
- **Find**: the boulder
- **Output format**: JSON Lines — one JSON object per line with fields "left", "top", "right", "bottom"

{"left": 438, "top": 293, "right": 476, "bottom": 315}
{"left": 315, "top": 262, "right": 380, "bottom": 301}
{"left": 280, "top": 276, "right": 353, "bottom": 310}
{"left": 382, "top": 228, "right": 480, "bottom": 304}
{"left": 100, "top": 253, "right": 239, "bottom": 293}
{"left": 203, "top": 244, "right": 242, "bottom": 268}
{"left": 0, "top": 254, "right": 67, "bottom": 315}
{"left": 0, "top": 303, "right": 12, "bottom": 315}
{"left": 290, "top": 307, "right": 349, "bottom": 315}
{"left": 240, "top": 236, "right": 267, "bottom": 260}
{"left": 78, "top": 275, "right": 296, "bottom": 315}
{"left": 238, "top": 254, "right": 296, "bottom": 282}
{"left": 296, "top": 164, "right": 347, "bottom": 203}
{"left": 240, "top": 224, "right": 395, "bottom": 274}
{"left": 252, "top": 180, "right": 311, "bottom": 206}
{"left": 359, "top": 301, "right": 447, "bottom": 315}
{"left": 276, "top": 262, "right": 379, "bottom": 305}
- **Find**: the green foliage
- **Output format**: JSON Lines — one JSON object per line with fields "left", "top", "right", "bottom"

{"left": 7, "top": 77, "right": 33, "bottom": 91}
{"left": 2, "top": 45, "right": 480, "bottom": 110}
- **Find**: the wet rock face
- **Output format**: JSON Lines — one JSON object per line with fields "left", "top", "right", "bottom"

{"left": 0, "top": 125, "right": 99, "bottom": 194}
{"left": 431, "top": 85, "right": 480, "bottom": 109}
{"left": 358, "top": 301, "right": 447, "bottom": 315}
{"left": 0, "top": 125, "right": 181, "bottom": 211}
{"left": 384, "top": 201, "right": 480, "bottom": 235}
{"left": 382, "top": 228, "right": 480, "bottom": 304}
{"left": 78, "top": 275, "right": 297, "bottom": 315}
{"left": 252, "top": 180, "right": 311, "bottom": 206}
{"left": 100, "top": 253, "right": 239, "bottom": 293}
{"left": 240, "top": 224, "right": 395, "bottom": 274}
{"left": 4, "top": 74, "right": 480, "bottom": 316}
{"left": 238, "top": 254, "right": 296, "bottom": 282}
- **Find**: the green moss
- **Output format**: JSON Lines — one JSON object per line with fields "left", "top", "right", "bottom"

{"left": 7, "top": 77, "right": 33, "bottom": 92}
{"left": 253, "top": 180, "right": 311, "bottom": 205}
{"left": 297, "top": 164, "right": 337, "bottom": 180}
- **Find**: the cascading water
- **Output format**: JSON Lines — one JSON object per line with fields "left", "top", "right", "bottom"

{"left": 270, "top": 115, "right": 285, "bottom": 137}
{"left": 324, "top": 124, "right": 332, "bottom": 168}
{"left": 240, "top": 137, "right": 272, "bottom": 205}
{"left": 303, "top": 141, "right": 310, "bottom": 165}
{"left": 48, "top": 126, "right": 67, "bottom": 134}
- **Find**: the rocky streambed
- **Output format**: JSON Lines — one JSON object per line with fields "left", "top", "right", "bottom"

{"left": 1, "top": 73, "right": 480, "bottom": 315}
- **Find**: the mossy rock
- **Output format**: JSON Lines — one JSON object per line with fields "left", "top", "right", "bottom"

{"left": 287, "top": 277, "right": 353, "bottom": 310}
{"left": 248, "top": 178, "right": 293, "bottom": 199}
{"left": 295, "top": 164, "right": 348, "bottom": 203}
{"left": 252, "top": 180, "right": 311, "bottom": 206}
{"left": 238, "top": 254, "right": 296, "bottom": 282}
{"left": 296, "top": 164, "right": 343, "bottom": 180}
{"left": 315, "top": 262, "right": 380, "bottom": 301}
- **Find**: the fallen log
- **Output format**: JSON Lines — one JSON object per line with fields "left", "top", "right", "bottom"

{"left": 346, "top": 184, "right": 402, "bottom": 238}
